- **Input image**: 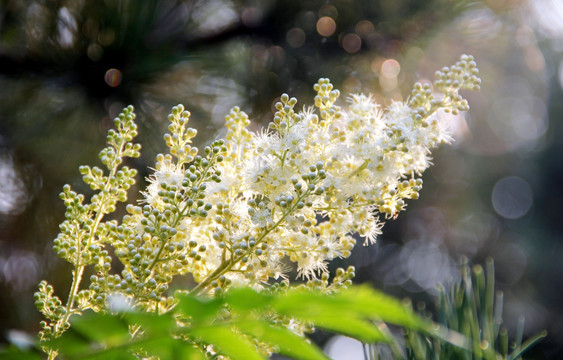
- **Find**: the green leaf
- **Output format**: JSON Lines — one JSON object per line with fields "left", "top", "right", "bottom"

{"left": 336, "top": 286, "right": 427, "bottom": 329}
{"left": 175, "top": 293, "right": 223, "bottom": 324}
{"left": 237, "top": 320, "right": 329, "bottom": 360}
{"left": 45, "top": 308, "right": 206, "bottom": 360}
{"left": 189, "top": 325, "right": 265, "bottom": 360}
{"left": 123, "top": 312, "right": 176, "bottom": 334}
{"left": 70, "top": 311, "right": 130, "bottom": 345}
{"left": 0, "top": 346, "right": 43, "bottom": 360}
{"left": 309, "top": 316, "right": 387, "bottom": 343}
{"left": 509, "top": 330, "right": 548, "bottom": 360}
{"left": 269, "top": 286, "right": 424, "bottom": 343}
{"left": 77, "top": 347, "right": 137, "bottom": 360}
{"left": 272, "top": 288, "right": 352, "bottom": 318}
{"left": 225, "top": 287, "right": 273, "bottom": 313}
{"left": 273, "top": 286, "right": 426, "bottom": 330}
{"left": 128, "top": 336, "right": 204, "bottom": 360}
{"left": 45, "top": 329, "right": 94, "bottom": 357}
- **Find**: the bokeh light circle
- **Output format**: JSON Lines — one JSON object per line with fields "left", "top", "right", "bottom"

{"left": 241, "top": 7, "right": 263, "bottom": 27}
{"left": 316, "top": 16, "right": 336, "bottom": 37}
{"left": 104, "top": 68, "right": 122, "bottom": 87}
{"left": 492, "top": 176, "right": 533, "bottom": 219}
{"left": 342, "top": 33, "right": 362, "bottom": 53}
{"left": 381, "top": 59, "right": 401, "bottom": 78}
{"left": 286, "top": 27, "right": 306, "bottom": 48}
{"left": 355, "top": 20, "right": 375, "bottom": 36}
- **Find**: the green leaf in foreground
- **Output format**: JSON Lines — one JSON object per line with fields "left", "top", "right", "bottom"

{"left": 237, "top": 320, "right": 329, "bottom": 360}
{"left": 70, "top": 311, "right": 131, "bottom": 345}
{"left": 190, "top": 326, "right": 265, "bottom": 360}
{"left": 24, "top": 285, "right": 444, "bottom": 360}
{"left": 271, "top": 286, "right": 427, "bottom": 333}
{"left": 0, "top": 346, "right": 43, "bottom": 360}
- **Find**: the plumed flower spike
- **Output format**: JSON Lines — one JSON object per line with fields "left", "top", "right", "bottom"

{"left": 35, "top": 105, "right": 141, "bottom": 350}
{"left": 36, "top": 56, "right": 480, "bottom": 357}
{"left": 224, "top": 106, "right": 252, "bottom": 164}
{"left": 312, "top": 78, "right": 342, "bottom": 128}
{"left": 410, "top": 54, "right": 481, "bottom": 117}
{"left": 163, "top": 104, "right": 199, "bottom": 165}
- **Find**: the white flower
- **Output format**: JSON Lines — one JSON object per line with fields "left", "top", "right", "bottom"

{"left": 141, "top": 181, "right": 165, "bottom": 209}
{"left": 252, "top": 128, "right": 279, "bottom": 155}
{"left": 251, "top": 207, "right": 272, "bottom": 228}
{"left": 154, "top": 161, "right": 184, "bottom": 188}
{"left": 280, "top": 121, "right": 307, "bottom": 153}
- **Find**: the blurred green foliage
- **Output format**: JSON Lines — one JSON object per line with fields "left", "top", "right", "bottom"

{"left": 1, "top": 285, "right": 431, "bottom": 360}
{"left": 365, "top": 259, "right": 546, "bottom": 360}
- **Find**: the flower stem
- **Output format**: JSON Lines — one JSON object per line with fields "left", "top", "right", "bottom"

{"left": 57, "top": 139, "right": 126, "bottom": 334}
{"left": 191, "top": 187, "right": 313, "bottom": 295}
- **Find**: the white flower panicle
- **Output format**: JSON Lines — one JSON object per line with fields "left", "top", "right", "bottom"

{"left": 36, "top": 56, "right": 480, "bottom": 339}
{"left": 128, "top": 55, "right": 479, "bottom": 297}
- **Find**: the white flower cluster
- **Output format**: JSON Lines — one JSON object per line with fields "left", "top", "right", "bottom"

{"left": 35, "top": 57, "right": 480, "bottom": 352}
{"left": 34, "top": 55, "right": 480, "bottom": 359}
{"left": 135, "top": 55, "right": 480, "bottom": 292}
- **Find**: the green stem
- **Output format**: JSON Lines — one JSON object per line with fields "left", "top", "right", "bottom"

{"left": 59, "top": 205, "right": 106, "bottom": 331}
{"left": 146, "top": 234, "right": 169, "bottom": 273}
{"left": 191, "top": 187, "right": 313, "bottom": 295}
{"left": 57, "top": 139, "right": 127, "bottom": 334}
{"left": 47, "top": 347, "right": 59, "bottom": 360}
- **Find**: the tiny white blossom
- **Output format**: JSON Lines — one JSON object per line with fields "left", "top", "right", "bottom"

{"left": 251, "top": 207, "right": 272, "bottom": 228}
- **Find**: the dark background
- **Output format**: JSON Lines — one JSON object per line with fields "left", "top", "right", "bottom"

{"left": 0, "top": 0, "right": 561, "bottom": 358}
